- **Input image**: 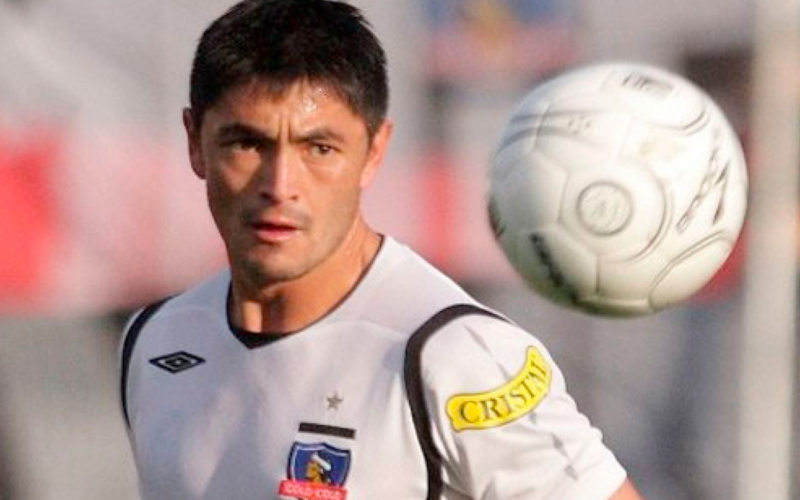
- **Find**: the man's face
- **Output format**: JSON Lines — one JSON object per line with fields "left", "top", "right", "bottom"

{"left": 185, "top": 80, "right": 390, "bottom": 289}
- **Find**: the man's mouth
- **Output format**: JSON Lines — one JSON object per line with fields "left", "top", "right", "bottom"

{"left": 251, "top": 220, "right": 300, "bottom": 242}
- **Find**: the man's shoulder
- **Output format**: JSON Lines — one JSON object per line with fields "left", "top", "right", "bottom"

{"left": 123, "top": 268, "right": 230, "bottom": 337}
{"left": 358, "top": 238, "right": 482, "bottom": 333}
{"left": 167, "top": 267, "right": 230, "bottom": 310}
{"left": 401, "top": 299, "right": 553, "bottom": 391}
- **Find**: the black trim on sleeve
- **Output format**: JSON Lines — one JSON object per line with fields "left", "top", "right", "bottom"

{"left": 404, "top": 304, "right": 506, "bottom": 500}
{"left": 120, "top": 298, "right": 171, "bottom": 429}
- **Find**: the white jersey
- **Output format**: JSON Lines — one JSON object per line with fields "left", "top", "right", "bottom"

{"left": 121, "top": 237, "right": 625, "bottom": 500}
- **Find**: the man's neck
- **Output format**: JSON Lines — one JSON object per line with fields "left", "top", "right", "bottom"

{"left": 229, "top": 225, "right": 382, "bottom": 334}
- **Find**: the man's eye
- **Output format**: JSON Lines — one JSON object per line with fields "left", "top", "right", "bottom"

{"left": 228, "top": 137, "right": 262, "bottom": 151}
{"left": 310, "top": 144, "right": 334, "bottom": 156}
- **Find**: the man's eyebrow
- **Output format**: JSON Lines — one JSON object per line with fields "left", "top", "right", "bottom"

{"left": 213, "top": 123, "right": 349, "bottom": 145}
{"left": 215, "top": 123, "right": 268, "bottom": 141}
{"left": 295, "top": 127, "right": 347, "bottom": 144}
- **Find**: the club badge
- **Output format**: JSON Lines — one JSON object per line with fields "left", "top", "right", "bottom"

{"left": 278, "top": 441, "right": 351, "bottom": 500}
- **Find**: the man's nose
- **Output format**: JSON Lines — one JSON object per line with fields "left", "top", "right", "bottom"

{"left": 259, "top": 146, "right": 299, "bottom": 203}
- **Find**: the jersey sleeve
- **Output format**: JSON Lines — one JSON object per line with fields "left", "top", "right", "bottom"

{"left": 419, "top": 314, "right": 626, "bottom": 500}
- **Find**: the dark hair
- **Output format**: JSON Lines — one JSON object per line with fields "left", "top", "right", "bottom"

{"left": 189, "top": 0, "right": 389, "bottom": 138}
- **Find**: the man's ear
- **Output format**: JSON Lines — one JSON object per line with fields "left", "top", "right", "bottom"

{"left": 360, "top": 120, "right": 393, "bottom": 189}
{"left": 183, "top": 108, "right": 206, "bottom": 180}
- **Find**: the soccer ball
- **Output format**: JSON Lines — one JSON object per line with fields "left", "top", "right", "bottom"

{"left": 488, "top": 62, "right": 748, "bottom": 316}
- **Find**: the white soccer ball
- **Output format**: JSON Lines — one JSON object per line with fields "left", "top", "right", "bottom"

{"left": 488, "top": 62, "right": 748, "bottom": 316}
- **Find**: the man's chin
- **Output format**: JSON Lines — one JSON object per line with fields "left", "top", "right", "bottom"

{"left": 240, "top": 256, "right": 306, "bottom": 288}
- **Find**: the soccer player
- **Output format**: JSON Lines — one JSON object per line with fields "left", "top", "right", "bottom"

{"left": 120, "top": 1, "right": 646, "bottom": 499}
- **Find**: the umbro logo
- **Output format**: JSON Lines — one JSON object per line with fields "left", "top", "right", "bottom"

{"left": 149, "top": 351, "right": 205, "bottom": 374}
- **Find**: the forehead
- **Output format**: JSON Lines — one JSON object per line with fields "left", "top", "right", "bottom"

{"left": 206, "top": 79, "right": 362, "bottom": 128}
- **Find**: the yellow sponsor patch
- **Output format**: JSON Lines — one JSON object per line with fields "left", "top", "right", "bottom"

{"left": 446, "top": 347, "right": 552, "bottom": 431}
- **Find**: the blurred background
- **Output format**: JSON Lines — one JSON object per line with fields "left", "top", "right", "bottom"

{"left": 0, "top": 0, "right": 797, "bottom": 499}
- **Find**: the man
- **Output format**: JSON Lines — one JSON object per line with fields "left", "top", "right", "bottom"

{"left": 120, "top": 1, "right": 645, "bottom": 499}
